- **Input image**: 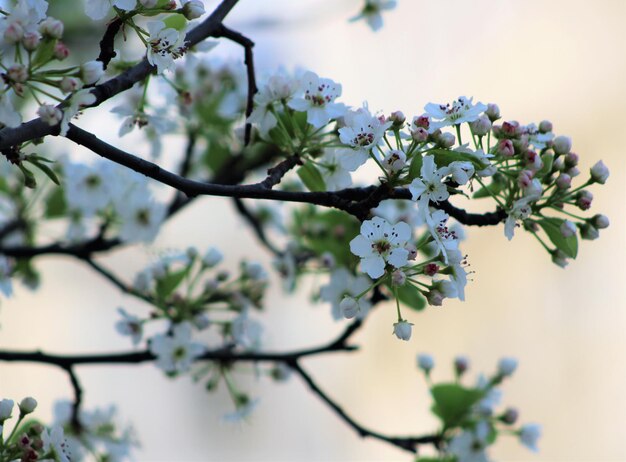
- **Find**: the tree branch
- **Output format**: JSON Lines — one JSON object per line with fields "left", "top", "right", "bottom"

{"left": 97, "top": 17, "right": 123, "bottom": 69}
{"left": 0, "top": 0, "right": 242, "bottom": 150}
{"left": 288, "top": 360, "right": 440, "bottom": 454}
{"left": 213, "top": 25, "right": 257, "bottom": 145}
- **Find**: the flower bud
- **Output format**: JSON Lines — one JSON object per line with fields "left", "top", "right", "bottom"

{"left": 0, "top": 399, "right": 14, "bottom": 421}
{"left": 552, "top": 156, "right": 564, "bottom": 171}
{"left": 485, "top": 103, "right": 500, "bottom": 121}
{"left": 538, "top": 120, "right": 553, "bottom": 133}
{"left": 22, "top": 32, "right": 40, "bottom": 51}
{"left": 560, "top": 220, "right": 577, "bottom": 238}
{"left": 80, "top": 60, "right": 104, "bottom": 85}
{"left": 37, "top": 104, "right": 62, "bottom": 126}
{"left": 497, "top": 139, "right": 514, "bottom": 157}
{"left": 383, "top": 149, "right": 406, "bottom": 172}
{"left": 523, "top": 150, "right": 542, "bottom": 171}
{"left": 555, "top": 173, "right": 571, "bottom": 189}
{"left": 552, "top": 135, "right": 571, "bottom": 155}
{"left": 182, "top": 1, "right": 205, "bottom": 19}
{"left": 405, "top": 243, "right": 417, "bottom": 261}
{"left": 517, "top": 170, "right": 533, "bottom": 189}
{"left": 426, "top": 289, "right": 444, "bottom": 306}
{"left": 564, "top": 152, "right": 579, "bottom": 168}
{"left": 18, "top": 397, "right": 37, "bottom": 415}
{"left": 591, "top": 214, "right": 609, "bottom": 229}
{"left": 470, "top": 115, "right": 491, "bottom": 136}
{"left": 202, "top": 247, "right": 223, "bottom": 267}
{"left": 59, "top": 77, "right": 83, "bottom": 93}
{"left": 501, "top": 120, "right": 520, "bottom": 137}
{"left": 320, "top": 252, "right": 335, "bottom": 268}
{"left": 576, "top": 190, "right": 593, "bottom": 211}
{"left": 391, "top": 269, "right": 406, "bottom": 286}
{"left": 410, "top": 127, "right": 428, "bottom": 142}
{"left": 437, "top": 132, "right": 455, "bottom": 148}
{"left": 388, "top": 110, "right": 406, "bottom": 127}
{"left": 413, "top": 115, "right": 430, "bottom": 130}
{"left": 7, "top": 65, "right": 28, "bottom": 83}
{"left": 454, "top": 355, "right": 469, "bottom": 376}
{"left": 519, "top": 424, "right": 542, "bottom": 452}
{"left": 579, "top": 223, "right": 599, "bottom": 240}
{"left": 590, "top": 160, "right": 609, "bottom": 184}
{"left": 501, "top": 407, "right": 519, "bottom": 425}
{"left": 566, "top": 166, "right": 580, "bottom": 178}
{"left": 4, "top": 22, "right": 24, "bottom": 43}
{"left": 53, "top": 41, "right": 70, "bottom": 60}
{"left": 417, "top": 353, "right": 434, "bottom": 373}
{"left": 423, "top": 263, "right": 439, "bottom": 277}
{"left": 551, "top": 249, "right": 569, "bottom": 268}
{"left": 523, "top": 179, "right": 542, "bottom": 200}
{"left": 340, "top": 296, "right": 359, "bottom": 319}
{"left": 39, "top": 17, "right": 64, "bottom": 39}
{"left": 497, "top": 357, "right": 518, "bottom": 377}
{"left": 392, "top": 320, "right": 413, "bottom": 341}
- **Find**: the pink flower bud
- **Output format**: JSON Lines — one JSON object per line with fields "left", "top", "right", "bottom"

{"left": 485, "top": 103, "right": 500, "bottom": 121}
{"left": 538, "top": 120, "right": 553, "bottom": 133}
{"left": 501, "top": 407, "right": 519, "bottom": 425}
{"left": 413, "top": 115, "right": 430, "bottom": 130}
{"left": 4, "top": 22, "right": 24, "bottom": 43}
{"left": 411, "top": 126, "right": 428, "bottom": 142}
{"left": 22, "top": 32, "right": 40, "bottom": 51}
{"left": 555, "top": 173, "right": 571, "bottom": 189}
{"left": 552, "top": 156, "right": 564, "bottom": 171}
{"left": 39, "top": 17, "right": 64, "bottom": 39}
{"left": 53, "top": 41, "right": 70, "bottom": 60}
{"left": 426, "top": 289, "right": 443, "bottom": 306}
{"left": 553, "top": 135, "right": 571, "bottom": 155}
{"left": 437, "top": 132, "right": 455, "bottom": 148}
{"left": 517, "top": 170, "right": 533, "bottom": 189}
{"left": 454, "top": 355, "right": 469, "bottom": 375}
{"left": 501, "top": 120, "right": 520, "bottom": 137}
{"left": 423, "top": 263, "right": 439, "bottom": 277}
{"left": 59, "top": 76, "right": 82, "bottom": 93}
{"left": 576, "top": 190, "right": 593, "bottom": 210}
{"left": 37, "top": 104, "right": 62, "bottom": 126}
{"left": 391, "top": 269, "right": 406, "bottom": 286}
{"left": 470, "top": 114, "right": 491, "bottom": 136}
{"left": 523, "top": 150, "right": 542, "bottom": 171}
{"left": 388, "top": 110, "right": 406, "bottom": 126}
{"left": 566, "top": 166, "right": 580, "bottom": 178}
{"left": 7, "top": 65, "right": 28, "bottom": 83}
{"left": 564, "top": 152, "right": 579, "bottom": 168}
{"left": 497, "top": 139, "right": 514, "bottom": 157}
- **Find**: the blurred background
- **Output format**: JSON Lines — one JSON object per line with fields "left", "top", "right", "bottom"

{"left": 1, "top": 0, "right": 625, "bottom": 460}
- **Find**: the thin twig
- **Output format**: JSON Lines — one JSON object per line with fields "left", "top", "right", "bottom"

{"left": 97, "top": 17, "right": 123, "bottom": 69}
{"left": 214, "top": 25, "right": 257, "bottom": 145}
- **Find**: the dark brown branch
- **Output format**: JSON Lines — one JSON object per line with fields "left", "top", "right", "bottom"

{"left": 213, "top": 25, "right": 257, "bottom": 145}
{"left": 260, "top": 154, "right": 301, "bottom": 189}
{"left": 97, "top": 17, "right": 123, "bottom": 69}
{"left": 64, "top": 366, "right": 83, "bottom": 432}
{"left": 288, "top": 361, "right": 440, "bottom": 454}
{"left": 0, "top": 0, "right": 241, "bottom": 150}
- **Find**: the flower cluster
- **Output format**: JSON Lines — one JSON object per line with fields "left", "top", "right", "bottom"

{"left": 414, "top": 355, "right": 542, "bottom": 461}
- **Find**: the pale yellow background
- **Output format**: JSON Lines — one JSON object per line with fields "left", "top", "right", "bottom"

{"left": 1, "top": 0, "right": 625, "bottom": 461}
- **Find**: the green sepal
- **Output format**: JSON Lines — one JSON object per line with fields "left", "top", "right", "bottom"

{"left": 31, "top": 38, "right": 56, "bottom": 68}
{"left": 537, "top": 217, "right": 578, "bottom": 259}
{"left": 155, "top": 267, "right": 190, "bottom": 301}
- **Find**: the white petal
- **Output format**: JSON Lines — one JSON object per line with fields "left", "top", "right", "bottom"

{"left": 349, "top": 235, "right": 373, "bottom": 257}
{"left": 361, "top": 256, "right": 385, "bottom": 279}
{"left": 387, "top": 248, "right": 409, "bottom": 268}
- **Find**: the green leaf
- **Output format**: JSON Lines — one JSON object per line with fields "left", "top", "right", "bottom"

{"left": 430, "top": 148, "right": 484, "bottom": 169}
{"left": 155, "top": 267, "right": 190, "bottom": 300}
{"left": 396, "top": 283, "right": 426, "bottom": 311}
{"left": 202, "top": 139, "right": 231, "bottom": 173}
{"left": 537, "top": 217, "right": 578, "bottom": 258}
{"left": 430, "top": 383, "right": 485, "bottom": 428}
{"left": 27, "top": 158, "right": 60, "bottom": 185}
{"left": 163, "top": 13, "right": 187, "bottom": 31}
{"left": 473, "top": 173, "right": 507, "bottom": 199}
{"left": 18, "top": 164, "right": 36, "bottom": 188}
{"left": 297, "top": 162, "right": 326, "bottom": 192}
{"left": 45, "top": 187, "right": 67, "bottom": 218}
{"left": 407, "top": 154, "right": 423, "bottom": 181}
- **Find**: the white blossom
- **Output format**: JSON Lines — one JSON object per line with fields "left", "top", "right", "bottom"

{"left": 319, "top": 268, "right": 371, "bottom": 320}
{"left": 287, "top": 71, "right": 345, "bottom": 128}
{"left": 42, "top": 425, "right": 72, "bottom": 462}
{"left": 116, "top": 196, "right": 166, "bottom": 244}
{"left": 115, "top": 308, "right": 143, "bottom": 346}
{"left": 519, "top": 423, "right": 542, "bottom": 452}
{"left": 147, "top": 21, "right": 186, "bottom": 74}
{"left": 84, "top": 0, "right": 136, "bottom": 21}
{"left": 337, "top": 107, "right": 390, "bottom": 171}
{"left": 504, "top": 198, "right": 533, "bottom": 240}
{"left": 149, "top": 322, "right": 206, "bottom": 373}
{"left": 318, "top": 150, "right": 352, "bottom": 190}
{"left": 424, "top": 96, "right": 488, "bottom": 130}
{"left": 349, "top": 217, "right": 411, "bottom": 279}
{"left": 392, "top": 320, "right": 413, "bottom": 341}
